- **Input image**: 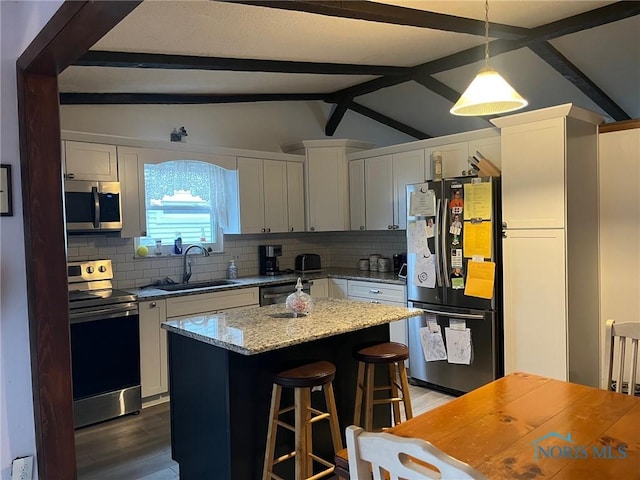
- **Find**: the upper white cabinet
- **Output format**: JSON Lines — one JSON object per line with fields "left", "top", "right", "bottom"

{"left": 286, "top": 162, "right": 305, "bottom": 232}
{"left": 425, "top": 142, "right": 468, "bottom": 179}
{"left": 238, "top": 157, "right": 289, "bottom": 234}
{"left": 117, "top": 146, "right": 147, "bottom": 238}
{"left": 493, "top": 104, "right": 603, "bottom": 387}
{"left": 392, "top": 149, "right": 426, "bottom": 229}
{"left": 500, "top": 118, "right": 566, "bottom": 229}
{"left": 349, "top": 159, "right": 366, "bottom": 231}
{"left": 283, "top": 140, "right": 372, "bottom": 232}
{"left": 64, "top": 141, "right": 118, "bottom": 181}
{"left": 365, "top": 155, "right": 394, "bottom": 230}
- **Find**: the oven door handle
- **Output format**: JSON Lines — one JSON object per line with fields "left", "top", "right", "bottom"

{"left": 70, "top": 304, "right": 138, "bottom": 324}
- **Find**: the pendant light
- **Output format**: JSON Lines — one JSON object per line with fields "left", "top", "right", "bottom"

{"left": 450, "top": 0, "right": 527, "bottom": 116}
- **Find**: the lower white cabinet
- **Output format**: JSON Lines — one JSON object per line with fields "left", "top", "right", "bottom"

{"left": 346, "top": 280, "right": 408, "bottom": 349}
{"left": 310, "top": 278, "right": 329, "bottom": 298}
{"left": 329, "top": 278, "right": 348, "bottom": 299}
{"left": 139, "top": 299, "right": 168, "bottom": 398}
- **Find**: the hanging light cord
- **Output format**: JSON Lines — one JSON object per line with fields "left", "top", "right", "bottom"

{"left": 484, "top": 0, "right": 490, "bottom": 65}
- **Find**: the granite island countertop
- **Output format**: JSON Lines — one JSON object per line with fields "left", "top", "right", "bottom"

{"left": 131, "top": 267, "right": 405, "bottom": 301}
{"left": 161, "top": 298, "right": 421, "bottom": 355}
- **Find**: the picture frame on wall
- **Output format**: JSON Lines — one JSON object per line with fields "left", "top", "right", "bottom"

{"left": 1, "top": 164, "right": 13, "bottom": 216}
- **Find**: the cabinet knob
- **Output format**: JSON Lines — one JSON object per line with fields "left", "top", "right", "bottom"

{"left": 360, "top": 226, "right": 364, "bottom": 230}
{"left": 369, "top": 289, "right": 381, "bottom": 294}
{"left": 290, "top": 227, "right": 294, "bottom": 232}
{"left": 261, "top": 228, "right": 266, "bottom": 233}
{"left": 141, "top": 231, "right": 147, "bottom": 237}
{"left": 502, "top": 222, "right": 508, "bottom": 229}
{"left": 66, "top": 173, "right": 75, "bottom": 179}
{"left": 370, "top": 300, "right": 380, "bottom": 304}
{"left": 310, "top": 226, "right": 315, "bottom": 231}
{"left": 267, "top": 228, "right": 271, "bottom": 233}
{"left": 150, "top": 302, "right": 157, "bottom": 308}
{"left": 502, "top": 231, "right": 508, "bottom": 238}
{"left": 388, "top": 225, "right": 393, "bottom": 230}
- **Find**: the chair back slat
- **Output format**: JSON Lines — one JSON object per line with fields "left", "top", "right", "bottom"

{"left": 605, "top": 319, "right": 640, "bottom": 396}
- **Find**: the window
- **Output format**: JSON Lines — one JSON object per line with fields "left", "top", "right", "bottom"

{"left": 141, "top": 160, "right": 230, "bottom": 252}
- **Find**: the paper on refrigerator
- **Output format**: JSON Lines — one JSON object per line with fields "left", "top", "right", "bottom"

{"left": 413, "top": 247, "right": 436, "bottom": 288}
{"left": 420, "top": 315, "right": 447, "bottom": 361}
{"left": 407, "top": 220, "right": 429, "bottom": 253}
{"left": 445, "top": 327, "right": 472, "bottom": 364}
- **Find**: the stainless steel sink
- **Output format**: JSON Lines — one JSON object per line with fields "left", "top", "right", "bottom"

{"left": 157, "top": 280, "right": 238, "bottom": 291}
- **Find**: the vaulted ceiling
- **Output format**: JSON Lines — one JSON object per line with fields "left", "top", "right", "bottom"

{"left": 58, "top": 0, "right": 640, "bottom": 139}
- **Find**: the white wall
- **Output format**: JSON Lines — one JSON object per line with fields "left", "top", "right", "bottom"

{"left": 60, "top": 102, "right": 414, "bottom": 151}
{"left": 0, "top": 2, "right": 63, "bottom": 479}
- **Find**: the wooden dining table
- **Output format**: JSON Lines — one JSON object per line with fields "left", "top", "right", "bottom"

{"left": 335, "top": 372, "right": 640, "bottom": 479}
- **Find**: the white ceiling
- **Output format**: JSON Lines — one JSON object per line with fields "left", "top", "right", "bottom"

{"left": 58, "top": 0, "right": 640, "bottom": 138}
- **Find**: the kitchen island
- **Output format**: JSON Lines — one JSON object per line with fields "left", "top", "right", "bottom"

{"left": 162, "top": 298, "right": 421, "bottom": 480}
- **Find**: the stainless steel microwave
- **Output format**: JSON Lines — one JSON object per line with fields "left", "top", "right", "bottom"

{"left": 64, "top": 181, "right": 122, "bottom": 233}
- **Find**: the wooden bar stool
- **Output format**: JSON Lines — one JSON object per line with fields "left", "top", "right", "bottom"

{"left": 263, "top": 360, "right": 343, "bottom": 480}
{"left": 353, "top": 342, "right": 413, "bottom": 431}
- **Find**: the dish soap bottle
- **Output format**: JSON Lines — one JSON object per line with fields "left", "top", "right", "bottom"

{"left": 227, "top": 259, "right": 238, "bottom": 279}
{"left": 285, "top": 277, "right": 313, "bottom": 317}
{"left": 174, "top": 233, "right": 183, "bottom": 254}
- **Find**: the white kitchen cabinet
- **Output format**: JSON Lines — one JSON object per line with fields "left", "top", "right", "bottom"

{"left": 392, "top": 149, "right": 426, "bottom": 229}
{"left": 286, "top": 161, "right": 305, "bottom": 232}
{"left": 502, "top": 229, "right": 567, "bottom": 380}
{"left": 425, "top": 142, "right": 468, "bottom": 179}
{"left": 493, "top": 104, "right": 602, "bottom": 386}
{"left": 64, "top": 141, "right": 118, "bottom": 181}
{"left": 349, "top": 159, "right": 366, "bottom": 231}
{"left": 347, "top": 280, "right": 408, "bottom": 354}
{"left": 117, "top": 147, "right": 147, "bottom": 238}
{"left": 500, "top": 118, "right": 566, "bottom": 229}
{"left": 166, "top": 287, "right": 259, "bottom": 318}
{"left": 365, "top": 155, "right": 394, "bottom": 231}
{"left": 238, "top": 157, "right": 288, "bottom": 233}
{"left": 328, "top": 278, "right": 348, "bottom": 299}
{"left": 306, "top": 146, "right": 350, "bottom": 231}
{"left": 139, "top": 299, "right": 168, "bottom": 398}
{"left": 310, "top": 278, "right": 329, "bottom": 298}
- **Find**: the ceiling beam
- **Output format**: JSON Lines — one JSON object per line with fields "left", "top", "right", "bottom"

{"left": 59, "top": 92, "right": 327, "bottom": 105}
{"left": 412, "top": 76, "right": 461, "bottom": 104}
{"left": 325, "top": 101, "right": 350, "bottom": 136}
{"left": 348, "top": 101, "right": 431, "bottom": 140}
{"left": 228, "top": 1, "right": 528, "bottom": 39}
{"left": 528, "top": 42, "right": 630, "bottom": 121}
{"left": 75, "top": 51, "right": 411, "bottom": 76}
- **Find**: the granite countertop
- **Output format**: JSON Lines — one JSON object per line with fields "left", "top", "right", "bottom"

{"left": 130, "top": 267, "right": 405, "bottom": 300}
{"left": 161, "top": 298, "right": 421, "bottom": 355}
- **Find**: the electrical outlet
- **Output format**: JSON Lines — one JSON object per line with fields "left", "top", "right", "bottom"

{"left": 11, "top": 456, "right": 33, "bottom": 480}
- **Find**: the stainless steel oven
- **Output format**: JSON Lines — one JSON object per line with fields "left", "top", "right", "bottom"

{"left": 259, "top": 280, "right": 311, "bottom": 306}
{"left": 68, "top": 260, "right": 140, "bottom": 428}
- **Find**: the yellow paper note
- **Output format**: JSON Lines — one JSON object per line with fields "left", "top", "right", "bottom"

{"left": 463, "top": 221, "right": 492, "bottom": 258}
{"left": 463, "top": 182, "right": 492, "bottom": 220}
{"left": 464, "top": 261, "right": 495, "bottom": 299}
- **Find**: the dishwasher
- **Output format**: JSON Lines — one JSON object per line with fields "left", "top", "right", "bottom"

{"left": 259, "top": 280, "right": 311, "bottom": 306}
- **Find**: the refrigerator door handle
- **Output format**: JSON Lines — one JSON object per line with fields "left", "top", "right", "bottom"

{"left": 434, "top": 198, "right": 442, "bottom": 287}
{"left": 420, "top": 309, "right": 485, "bottom": 320}
{"left": 442, "top": 197, "right": 450, "bottom": 288}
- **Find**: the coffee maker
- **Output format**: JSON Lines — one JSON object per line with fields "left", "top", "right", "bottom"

{"left": 259, "top": 245, "right": 282, "bottom": 276}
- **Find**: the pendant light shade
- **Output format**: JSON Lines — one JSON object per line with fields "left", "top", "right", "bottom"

{"left": 450, "top": 0, "right": 527, "bottom": 116}
{"left": 450, "top": 65, "right": 528, "bottom": 116}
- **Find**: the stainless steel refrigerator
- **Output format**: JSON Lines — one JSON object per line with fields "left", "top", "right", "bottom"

{"left": 406, "top": 176, "right": 502, "bottom": 395}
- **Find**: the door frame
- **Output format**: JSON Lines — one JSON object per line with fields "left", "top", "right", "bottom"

{"left": 16, "top": 2, "right": 140, "bottom": 477}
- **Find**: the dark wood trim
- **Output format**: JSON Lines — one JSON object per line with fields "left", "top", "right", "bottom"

{"left": 60, "top": 92, "right": 327, "bottom": 105}
{"left": 16, "top": 2, "right": 140, "bottom": 478}
{"left": 348, "top": 102, "right": 431, "bottom": 140}
{"left": 599, "top": 119, "right": 640, "bottom": 133}
{"left": 325, "top": 101, "right": 351, "bottom": 136}
{"left": 528, "top": 42, "right": 630, "bottom": 121}
{"left": 413, "top": 76, "right": 461, "bottom": 104}
{"left": 76, "top": 51, "right": 410, "bottom": 76}
{"left": 230, "top": 1, "right": 528, "bottom": 39}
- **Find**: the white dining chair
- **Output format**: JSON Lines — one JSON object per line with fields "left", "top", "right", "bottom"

{"left": 605, "top": 319, "right": 640, "bottom": 396}
{"left": 345, "top": 425, "right": 487, "bottom": 480}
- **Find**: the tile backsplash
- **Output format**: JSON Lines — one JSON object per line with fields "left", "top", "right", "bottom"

{"left": 66, "top": 230, "right": 406, "bottom": 289}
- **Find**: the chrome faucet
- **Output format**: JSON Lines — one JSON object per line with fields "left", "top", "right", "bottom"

{"left": 182, "top": 244, "right": 210, "bottom": 283}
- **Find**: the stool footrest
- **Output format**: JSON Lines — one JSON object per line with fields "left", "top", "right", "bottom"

{"left": 275, "top": 419, "right": 295, "bottom": 432}
{"left": 273, "top": 451, "right": 296, "bottom": 466}
{"left": 309, "top": 412, "right": 330, "bottom": 424}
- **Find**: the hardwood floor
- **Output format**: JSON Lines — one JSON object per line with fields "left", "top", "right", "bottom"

{"left": 75, "top": 384, "right": 454, "bottom": 479}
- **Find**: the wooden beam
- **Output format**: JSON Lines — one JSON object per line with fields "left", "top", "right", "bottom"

{"left": 60, "top": 92, "right": 327, "bottom": 105}
{"left": 599, "top": 119, "right": 640, "bottom": 133}
{"left": 16, "top": 1, "right": 141, "bottom": 478}
{"left": 76, "top": 51, "right": 410, "bottom": 76}
{"left": 230, "top": 1, "right": 528, "bottom": 39}
{"left": 348, "top": 101, "right": 431, "bottom": 140}
{"left": 325, "top": 101, "right": 351, "bottom": 136}
{"left": 412, "top": 76, "right": 461, "bottom": 104}
{"left": 528, "top": 42, "right": 630, "bottom": 121}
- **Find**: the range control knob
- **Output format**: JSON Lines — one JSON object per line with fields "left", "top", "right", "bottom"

{"left": 85, "top": 266, "right": 94, "bottom": 274}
